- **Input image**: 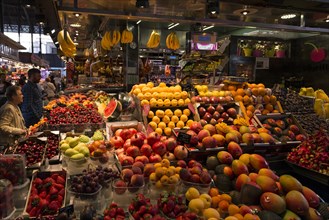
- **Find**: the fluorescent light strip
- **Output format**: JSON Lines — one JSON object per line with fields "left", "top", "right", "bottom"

{"left": 281, "top": 13, "right": 296, "bottom": 19}
{"left": 136, "top": 20, "right": 142, "bottom": 24}
{"left": 203, "top": 25, "right": 214, "bottom": 31}
{"left": 168, "top": 23, "right": 175, "bottom": 27}
{"left": 168, "top": 23, "right": 179, "bottom": 29}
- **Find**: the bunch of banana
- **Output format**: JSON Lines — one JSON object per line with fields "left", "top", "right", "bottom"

{"left": 146, "top": 30, "right": 160, "bottom": 48}
{"left": 166, "top": 32, "right": 180, "bottom": 50}
{"left": 314, "top": 99, "right": 325, "bottom": 118}
{"left": 101, "top": 31, "right": 112, "bottom": 50}
{"left": 233, "top": 116, "right": 250, "bottom": 126}
{"left": 315, "top": 89, "right": 329, "bottom": 102}
{"left": 121, "top": 29, "right": 133, "bottom": 44}
{"left": 215, "top": 122, "right": 231, "bottom": 134}
{"left": 110, "top": 30, "right": 121, "bottom": 46}
{"left": 57, "top": 30, "right": 76, "bottom": 57}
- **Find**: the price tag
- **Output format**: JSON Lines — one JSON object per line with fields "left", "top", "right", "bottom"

{"left": 59, "top": 204, "right": 74, "bottom": 216}
{"left": 142, "top": 104, "right": 150, "bottom": 116}
{"left": 188, "top": 103, "right": 196, "bottom": 115}
{"left": 177, "top": 132, "right": 191, "bottom": 144}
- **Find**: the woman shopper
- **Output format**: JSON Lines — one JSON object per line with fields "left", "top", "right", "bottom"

{"left": 0, "top": 85, "right": 27, "bottom": 147}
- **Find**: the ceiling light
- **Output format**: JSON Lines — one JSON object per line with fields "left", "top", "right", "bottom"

{"left": 74, "top": 13, "right": 81, "bottom": 17}
{"left": 241, "top": 10, "right": 249, "bottom": 15}
{"left": 26, "top": 4, "right": 31, "bottom": 8}
{"left": 206, "top": 0, "right": 219, "bottom": 18}
{"left": 51, "top": 29, "right": 55, "bottom": 34}
{"left": 168, "top": 23, "right": 175, "bottom": 27}
{"left": 54, "top": 41, "right": 59, "bottom": 45}
{"left": 168, "top": 23, "right": 179, "bottom": 30}
{"left": 136, "top": 20, "right": 142, "bottom": 24}
{"left": 203, "top": 25, "right": 214, "bottom": 31}
{"left": 70, "top": 23, "right": 81, "bottom": 28}
{"left": 136, "top": 0, "right": 149, "bottom": 8}
{"left": 281, "top": 13, "right": 297, "bottom": 19}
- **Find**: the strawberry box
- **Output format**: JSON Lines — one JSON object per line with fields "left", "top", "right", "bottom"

{"left": 23, "top": 170, "right": 67, "bottom": 218}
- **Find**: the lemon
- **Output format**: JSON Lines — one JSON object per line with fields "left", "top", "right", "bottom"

{"left": 206, "top": 91, "right": 213, "bottom": 97}
{"left": 212, "top": 90, "right": 220, "bottom": 97}
{"left": 158, "top": 122, "right": 166, "bottom": 130}
{"left": 152, "top": 116, "right": 160, "bottom": 124}
{"left": 149, "top": 173, "right": 157, "bottom": 182}
{"left": 155, "top": 110, "right": 165, "bottom": 118}
{"left": 157, "top": 99, "right": 164, "bottom": 107}
{"left": 155, "top": 127, "right": 163, "bottom": 135}
{"left": 174, "top": 109, "right": 182, "bottom": 117}
{"left": 154, "top": 163, "right": 162, "bottom": 168}
{"left": 171, "top": 99, "right": 178, "bottom": 107}
{"left": 141, "top": 99, "right": 149, "bottom": 106}
{"left": 137, "top": 93, "right": 144, "bottom": 100}
{"left": 147, "top": 82, "right": 154, "bottom": 88}
{"left": 176, "top": 121, "right": 185, "bottom": 128}
{"left": 167, "top": 121, "right": 175, "bottom": 129}
{"left": 159, "top": 92, "right": 167, "bottom": 100}
{"left": 164, "top": 127, "right": 172, "bottom": 136}
{"left": 183, "top": 109, "right": 191, "bottom": 116}
{"left": 174, "top": 92, "right": 181, "bottom": 100}
{"left": 142, "top": 86, "right": 151, "bottom": 93}
{"left": 167, "top": 93, "right": 173, "bottom": 100}
{"left": 201, "top": 85, "right": 208, "bottom": 92}
{"left": 155, "top": 180, "right": 163, "bottom": 189}
{"left": 180, "top": 114, "right": 188, "bottom": 122}
{"left": 133, "top": 88, "right": 141, "bottom": 96}
{"left": 164, "top": 99, "right": 171, "bottom": 107}
{"left": 152, "top": 92, "right": 159, "bottom": 99}
{"left": 148, "top": 121, "right": 157, "bottom": 130}
{"left": 171, "top": 115, "right": 179, "bottom": 123}
{"left": 178, "top": 99, "right": 185, "bottom": 106}
{"left": 186, "top": 119, "right": 194, "bottom": 127}
{"left": 181, "top": 91, "right": 188, "bottom": 99}
{"left": 159, "top": 82, "right": 166, "bottom": 87}
{"left": 169, "top": 86, "right": 176, "bottom": 93}
{"left": 164, "top": 109, "right": 173, "bottom": 117}
{"left": 144, "top": 92, "right": 152, "bottom": 100}
{"left": 150, "top": 99, "right": 157, "bottom": 108}
{"left": 174, "top": 85, "right": 182, "bottom": 92}
{"left": 184, "top": 98, "right": 191, "bottom": 105}
{"left": 195, "top": 85, "right": 202, "bottom": 92}
{"left": 162, "top": 115, "right": 171, "bottom": 124}
{"left": 148, "top": 110, "right": 154, "bottom": 118}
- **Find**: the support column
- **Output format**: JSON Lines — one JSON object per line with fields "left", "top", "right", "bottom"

{"left": 0, "top": 0, "right": 4, "bottom": 33}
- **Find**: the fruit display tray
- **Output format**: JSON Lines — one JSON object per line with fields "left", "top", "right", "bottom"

{"left": 33, "top": 130, "right": 61, "bottom": 164}
{"left": 106, "top": 120, "right": 146, "bottom": 140}
{"left": 6, "top": 137, "right": 47, "bottom": 170}
{"left": 23, "top": 169, "right": 68, "bottom": 219}
{"left": 251, "top": 113, "right": 307, "bottom": 145}
{"left": 285, "top": 160, "right": 329, "bottom": 186}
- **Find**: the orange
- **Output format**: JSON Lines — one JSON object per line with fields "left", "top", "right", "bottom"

{"left": 228, "top": 204, "right": 240, "bottom": 216}
{"left": 251, "top": 88, "right": 258, "bottom": 96}
{"left": 243, "top": 213, "right": 260, "bottom": 220}
{"left": 272, "top": 109, "right": 280, "bottom": 113}
{"left": 220, "top": 194, "right": 232, "bottom": 203}
{"left": 218, "top": 200, "right": 229, "bottom": 212}
{"left": 209, "top": 188, "right": 220, "bottom": 197}
{"left": 234, "top": 213, "right": 244, "bottom": 220}
{"left": 270, "top": 95, "right": 277, "bottom": 105}
{"left": 258, "top": 87, "right": 266, "bottom": 96}
{"left": 265, "top": 104, "right": 274, "bottom": 112}
{"left": 236, "top": 88, "right": 245, "bottom": 96}
{"left": 211, "top": 195, "right": 221, "bottom": 208}
{"left": 228, "top": 85, "right": 236, "bottom": 91}
{"left": 257, "top": 83, "right": 265, "bottom": 88}
{"left": 246, "top": 110, "right": 253, "bottom": 118}
{"left": 246, "top": 105, "right": 255, "bottom": 112}
{"left": 234, "top": 95, "right": 243, "bottom": 102}
{"left": 225, "top": 217, "right": 239, "bottom": 220}
{"left": 243, "top": 95, "right": 251, "bottom": 105}
{"left": 263, "top": 95, "right": 270, "bottom": 104}
{"left": 231, "top": 91, "right": 237, "bottom": 98}
{"left": 249, "top": 83, "right": 257, "bottom": 89}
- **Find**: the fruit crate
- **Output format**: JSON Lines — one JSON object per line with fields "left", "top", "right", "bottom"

{"left": 23, "top": 169, "right": 67, "bottom": 219}
{"left": 251, "top": 113, "right": 307, "bottom": 145}
{"left": 32, "top": 130, "right": 61, "bottom": 164}
{"left": 106, "top": 120, "right": 146, "bottom": 140}
{"left": 285, "top": 160, "right": 329, "bottom": 186}
{"left": 6, "top": 137, "right": 47, "bottom": 170}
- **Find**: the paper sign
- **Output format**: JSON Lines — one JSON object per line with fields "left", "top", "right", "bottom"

{"left": 177, "top": 132, "right": 191, "bottom": 144}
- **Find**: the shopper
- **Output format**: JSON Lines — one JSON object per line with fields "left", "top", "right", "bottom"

{"left": 43, "top": 77, "right": 56, "bottom": 100}
{"left": 0, "top": 74, "right": 11, "bottom": 107}
{"left": 0, "top": 86, "right": 27, "bottom": 147}
{"left": 21, "top": 68, "right": 43, "bottom": 127}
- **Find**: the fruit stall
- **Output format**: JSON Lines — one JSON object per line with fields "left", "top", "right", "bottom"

{"left": 0, "top": 79, "right": 329, "bottom": 220}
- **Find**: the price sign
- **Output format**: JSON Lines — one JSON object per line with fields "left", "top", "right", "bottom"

{"left": 142, "top": 104, "right": 150, "bottom": 116}
{"left": 177, "top": 132, "right": 191, "bottom": 144}
{"left": 188, "top": 103, "right": 196, "bottom": 115}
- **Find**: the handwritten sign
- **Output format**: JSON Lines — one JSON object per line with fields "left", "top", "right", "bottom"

{"left": 177, "top": 132, "right": 191, "bottom": 144}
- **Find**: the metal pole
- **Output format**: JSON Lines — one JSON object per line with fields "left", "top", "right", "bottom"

{"left": 0, "top": 0, "right": 4, "bottom": 33}
{"left": 18, "top": 0, "right": 21, "bottom": 43}
{"left": 39, "top": 23, "right": 42, "bottom": 57}
{"left": 31, "top": 23, "right": 34, "bottom": 54}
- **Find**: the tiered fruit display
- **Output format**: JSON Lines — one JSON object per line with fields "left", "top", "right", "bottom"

{"left": 130, "top": 82, "right": 191, "bottom": 107}
{"left": 16, "top": 139, "right": 46, "bottom": 167}
{"left": 204, "top": 145, "right": 327, "bottom": 219}
{"left": 57, "top": 29, "right": 76, "bottom": 57}
{"left": 59, "top": 133, "right": 92, "bottom": 159}
{"left": 103, "top": 203, "right": 126, "bottom": 220}
{"left": 166, "top": 32, "right": 180, "bottom": 50}
{"left": 157, "top": 192, "right": 189, "bottom": 218}
{"left": 146, "top": 30, "right": 161, "bottom": 48}
{"left": 147, "top": 108, "right": 194, "bottom": 136}
{"left": 197, "top": 103, "right": 239, "bottom": 126}
{"left": 128, "top": 194, "right": 165, "bottom": 220}
{"left": 25, "top": 171, "right": 66, "bottom": 217}
{"left": 256, "top": 115, "right": 307, "bottom": 142}
{"left": 287, "top": 130, "right": 329, "bottom": 175}
{"left": 193, "top": 84, "right": 234, "bottom": 104}
{"left": 45, "top": 133, "right": 60, "bottom": 160}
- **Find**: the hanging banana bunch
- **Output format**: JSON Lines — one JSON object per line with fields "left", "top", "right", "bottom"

{"left": 57, "top": 29, "right": 77, "bottom": 57}
{"left": 101, "top": 31, "right": 113, "bottom": 50}
{"left": 166, "top": 32, "right": 180, "bottom": 50}
{"left": 110, "top": 30, "right": 121, "bottom": 46}
{"left": 146, "top": 30, "right": 160, "bottom": 48}
{"left": 121, "top": 29, "right": 134, "bottom": 44}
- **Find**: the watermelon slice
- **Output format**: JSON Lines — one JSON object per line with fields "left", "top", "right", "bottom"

{"left": 104, "top": 98, "right": 122, "bottom": 119}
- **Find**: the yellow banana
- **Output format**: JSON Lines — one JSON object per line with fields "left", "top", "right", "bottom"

{"left": 166, "top": 32, "right": 173, "bottom": 49}
{"left": 101, "top": 37, "right": 108, "bottom": 50}
{"left": 121, "top": 29, "right": 128, "bottom": 43}
{"left": 57, "top": 30, "right": 75, "bottom": 52}
{"left": 111, "top": 30, "right": 121, "bottom": 46}
{"left": 104, "top": 31, "right": 113, "bottom": 48}
{"left": 315, "top": 89, "right": 329, "bottom": 102}
{"left": 128, "top": 31, "right": 133, "bottom": 43}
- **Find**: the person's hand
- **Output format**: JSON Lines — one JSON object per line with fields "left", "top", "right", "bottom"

{"left": 20, "top": 129, "right": 27, "bottom": 136}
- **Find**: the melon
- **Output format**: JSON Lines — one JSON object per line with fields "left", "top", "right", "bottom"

{"left": 104, "top": 98, "right": 122, "bottom": 120}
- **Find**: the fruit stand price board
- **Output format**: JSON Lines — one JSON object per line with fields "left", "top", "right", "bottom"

{"left": 285, "top": 160, "right": 329, "bottom": 186}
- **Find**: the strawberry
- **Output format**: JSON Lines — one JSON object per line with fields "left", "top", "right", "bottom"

{"left": 57, "top": 195, "right": 64, "bottom": 205}
{"left": 33, "top": 177, "right": 43, "bottom": 185}
{"left": 49, "top": 186, "right": 58, "bottom": 195}
{"left": 116, "top": 216, "right": 125, "bottom": 220}
{"left": 58, "top": 188, "right": 65, "bottom": 197}
{"left": 39, "top": 198, "right": 49, "bottom": 209}
{"left": 109, "top": 202, "right": 118, "bottom": 209}
{"left": 39, "top": 191, "right": 47, "bottom": 199}
{"left": 56, "top": 175, "right": 65, "bottom": 185}
{"left": 29, "top": 207, "right": 38, "bottom": 217}
{"left": 53, "top": 183, "right": 64, "bottom": 190}
{"left": 30, "top": 195, "right": 40, "bottom": 207}
{"left": 43, "top": 177, "right": 54, "bottom": 188}
{"left": 51, "top": 173, "right": 59, "bottom": 181}
{"left": 45, "top": 194, "right": 51, "bottom": 202}
{"left": 30, "top": 186, "right": 38, "bottom": 195}
{"left": 48, "top": 200, "right": 60, "bottom": 210}
{"left": 104, "top": 216, "right": 111, "bottom": 220}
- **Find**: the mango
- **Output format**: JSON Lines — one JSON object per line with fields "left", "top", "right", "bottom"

{"left": 249, "top": 173, "right": 259, "bottom": 182}
{"left": 60, "top": 143, "right": 70, "bottom": 152}
{"left": 69, "top": 137, "right": 80, "bottom": 147}
{"left": 217, "top": 151, "right": 233, "bottom": 165}
{"left": 240, "top": 182, "right": 262, "bottom": 205}
{"left": 256, "top": 175, "right": 279, "bottom": 193}
{"left": 282, "top": 210, "right": 301, "bottom": 220}
{"left": 260, "top": 192, "right": 286, "bottom": 214}
{"left": 258, "top": 168, "right": 279, "bottom": 181}
{"left": 302, "top": 186, "right": 320, "bottom": 208}
{"left": 249, "top": 154, "right": 269, "bottom": 171}
{"left": 285, "top": 190, "right": 309, "bottom": 217}
{"left": 239, "top": 153, "right": 250, "bottom": 166}
{"left": 235, "top": 174, "right": 251, "bottom": 191}
{"left": 258, "top": 210, "right": 283, "bottom": 220}
{"left": 304, "top": 207, "right": 323, "bottom": 220}
{"left": 232, "top": 159, "right": 249, "bottom": 176}
{"left": 259, "top": 132, "right": 275, "bottom": 144}
{"left": 64, "top": 148, "right": 79, "bottom": 157}
{"left": 279, "top": 174, "right": 303, "bottom": 193}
